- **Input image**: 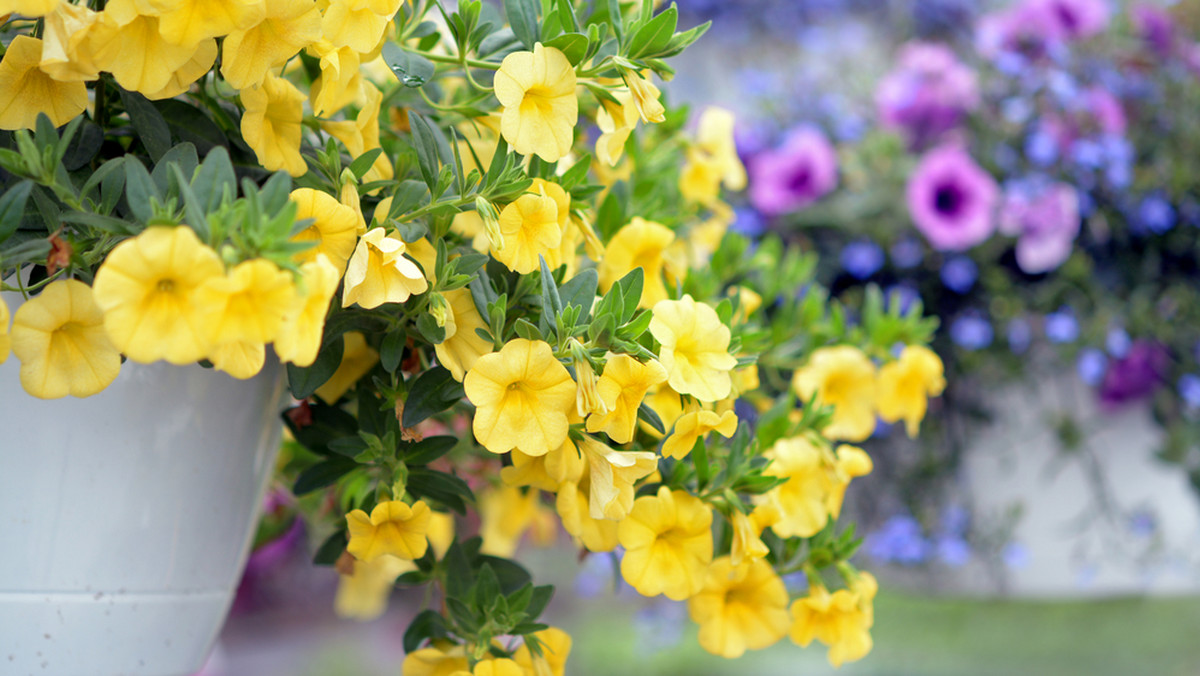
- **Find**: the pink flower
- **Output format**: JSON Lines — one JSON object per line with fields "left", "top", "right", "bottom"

{"left": 876, "top": 42, "right": 979, "bottom": 150}
{"left": 906, "top": 146, "right": 998, "bottom": 251}
{"left": 999, "top": 181, "right": 1080, "bottom": 274}
{"left": 748, "top": 127, "right": 838, "bottom": 216}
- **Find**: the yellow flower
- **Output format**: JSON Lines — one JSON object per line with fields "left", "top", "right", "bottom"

{"left": 86, "top": 15, "right": 205, "bottom": 96}
{"left": 555, "top": 478, "right": 618, "bottom": 552}
{"left": 92, "top": 226, "right": 224, "bottom": 365}
{"left": 649, "top": 295, "right": 737, "bottom": 402}
{"left": 434, "top": 287, "right": 492, "bottom": 382}
{"left": 661, "top": 407, "right": 738, "bottom": 460}
{"left": 458, "top": 658, "right": 524, "bottom": 676}
{"left": 595, "top": 89, "right": 639, "bottom": 166}
{"left": 464, "top": 338, "right": 576, "bottom": 456}
{"left": 478, "top": 484, "right": 539, "bottom": 557}
{"left": 876, "top": 345, "right": 945, "bottom": 437}
{"left": 494, "top": 191, "right": 562, "bottom": 275}
{"left": 792, "top": 345, "right": 877, "bottom": 442}
{"left": 501, "top": 439, "right": 586, "bottom": 492}
{"left": 622, "top": 69, "right": 665, "bottom": 124}
{"left": 241, "top": 72, "right": 308, "bottom": 177}
{"left": 529, "top": 179, "right": 572, "bottom": 270}
{"left": 346, "top": 499, "right": 432, "bottom": 562}
{"left": 0, "top": 36, "right": 87, "bottom": 131}
{"left": 729, "top": 509, "right": 769, "bottom": 568}
{"left": 578, "top": 434, "right": 657, "bottom": 521}
{"left": 157, "top": 0, "right": 265, "bottom": 47}
{"left": 618, "top": 486, "right": 713, "bottom": 600}
{"left": 597, "top": 217, "right": 677, "bottom": 309}
{"left": 314, "top": 330, "right": 379, "bottom": 403}
{"left": 342, "top": 227, "right": 429, "bottom": 309}
{"left": 789, "top": 584, "right": 873, "bottom": 667}
{"left": 334, "top": 554, "right": 411, "bottom": 621}
{"left": 402, "top": 643, "right": 469, "bottom": 676}
{"left": 585, "top": 354, "right": 668, "bottom": 444}
{"left": 39, "top": 3, "right": 101, "bottom": 83}
{"left": 196, "top": 258, "right": 295, "bottom": 347}
{"left": 695, "top": 107, "right": 746, "bottom": 191}
{"left": 679, "top": 150, "right": 725, "bottom": 205}
{"left": 141, "top": 39, "right": 217, "bottom": 100}
{"left": 493, "top": 43, "right": 577, "bottom": 162}
{"left": 275, "top": 254, "right": 339, "bottom": 367}
{"left": 289, "top": 187, "right": 361, "bottom": 272}
{"left": 321, "top": 83, "right": 392, "bottom": 182}
{"left": 512, "top": 627, "right": 572, "bottom": 676}
{"left": 757, "top": 436, "right": 870, "bottom": 539}
{"left": 0, "top": 296, "right": 11, "bottom": 364}
{"left": 640, "top": 384, "right": 683, "bottom": 439}
{"left": 309, "top": 41, "right": 362, "bottom": 118}
{"left": 209, "top": 339, "right": 265, "bottom": 379}
{"left": 10, "top": 279, "right": 121, "bottom": 399}
{"left": 220, "top": 0, "right": 321, "bottom": 89}
{"left": 320, "top": 0, "right": 396, "bottom": 53}
{"left": 688, "top": 556, "right": 790, "bottom": 659}
{"left": 0, "top": 0, "right": 59, "bottom": 17}
{"left": 450, "top": 211, "right": 491, "bottom": 253}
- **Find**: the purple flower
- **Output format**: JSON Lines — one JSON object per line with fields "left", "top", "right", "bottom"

{"left": 840, "top": 240, "right": 885, "bottom": 279}
{"left": 865, "top": 515, "right": 932, "bottom": 565}
{"left": 950, "top": 313, "right": 994, "bottom": 350}
{"left": 907, "top": 145, "right": 999, "bottom": 251}
{"left": 1044, "top": 309, "right": 1079, "bottom": 343}
{"left": 876, "top": 42, "right": 979, "bottom": 150}
{"left": 748, "top": 126, "right": 838, "bottom": 216}
{"left": 1084, "top": 88, "right": 1127, "bottom": 136}
{"left": 1132, "top": 4, "right": 1175, "bottom": 58}
{"left": 936, "top": 536, "right": 972, "bottom": 567}
{"left": 885, "top": 283, "right": 921, "bottom": 315}
{"left": 940, "top": 255, "right": 977, "bottom": 293}
{"left": 976, "top": 3, "right": 1060, "bottom": 61}
{"left": 1002, "top": 542, "right": 1031, "bottom": 569}
{"left": 998, "top": 181, "right": 1080, "bottom": 274}
{"left": 1099, "top": 340, "right": 1168, "bottom": 407}
{"left": 1034, "top": 0, "right": 1110, "bottom": 41}
{"left": 731, "top": 207, "right": 766, "bottom": 237}
{"left": 1136, "top": 193, "right": 1176, "bottom": 234}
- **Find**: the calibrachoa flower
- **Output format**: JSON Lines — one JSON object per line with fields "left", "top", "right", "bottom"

{"left": 0, "top": 297, "right": 10, "bottom": 364}
{"left": 998, "top": 180, "right": 1080, "bottom": 274}
{"left": 688, "top": 556, "right": 790, "bottom": 659}
{"left": 749, "top": 127, "right": 838, "bottom": 217}
{"left": 434, "top": 288, "right": 493, "bottom": 382}
{"left": 556, "top": 477, "right": 619, "bottom": 552}
{"left": 274, "top": 254, "right": 339, "bottom": 367}
{"left": 345, "top": 499, "right": 432, "bottom": 562}
{"left": 501, "top": 440, "right": 586, "bottom": 492}
{"left": 907, "top": 145, "right": 998, "bottom": 251}
{"left": 494, "top": 190, "right": 562, "bottom": 274}
{"left": 792, "top": 346, "right": 877, "bottom": 442}
{"left": 586, "top": 354, "right": 669, "bottom": 444}
{"left": 196, "top": 258, "right": 295, "bottom": 349}
{"left": 661, "top": 408, "right": 738, "bottom": 460}
{"left": 578, "top": 434, "right": 657, "bottom": 521}
{"left": 618, "top": 486, "right": 714, "bottom": 600}
{"left": 789, "top": 575, "right": 876, "bottom": 667}
{"left": 240, "top": 72, "right": 308, "bottom": 177}
{"left": 314, "top": 331, "right": 379, "bottom": 404}
{"left": 512, "top": 627, "right": 572, "bottom": 676}
{"left": 598, "top": 217, "right": 679, "bottom": 309}
{"left": 757, "top": 435, "right": 871, "bottom": 538}
{"left": 334, "top": 555, "right": 412, "bottom": 621}
{"left": 0, "top": 36, "right": 88, "bottom": 130}
{"left": 342, "top": 227, "right": 429, "bottom": 309}
{"left": 464, "top": 339, "right": 576, "bottom": 456}
{"left": 10, "top": 279, "right": 121, "bottom": 399}
{"left": 289, "top": 187, "right": 363, "bottom": 273}
{"left": 650, "top": 294, "right": 738, "bottom": 402}
{"left": 493, "top": 44, "right": 578, "bottom": 162}
{"left": 876, "top": 345, "right": 946, "bottom": 437}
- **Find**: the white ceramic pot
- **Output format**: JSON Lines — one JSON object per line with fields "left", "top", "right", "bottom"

{"left": 0, "top": 349, "right": 286, "bottom": 675}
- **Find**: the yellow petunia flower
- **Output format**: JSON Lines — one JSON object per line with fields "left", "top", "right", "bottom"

{"left": 530, "top": 179, "right": 573, "bottom": 270}
{"left": 141, "top": 39, "right": 218, "bottom": 101}
{"left": 0, "top": 36, "right": 88, "bottom": 131}
{"left": 649, "top": 295, "right": 737, "bottom": 402}
{"left": 220, "top": 0, "right": 321, "bottom": 89}
{"left": 493, "top": 191, "right": 562, "bottom": 275}
{"left": 757, "top": 436, "right": 870, "bottom": 539}
{"left": 289, "top": 187, "right": 361, "bottom": 273}
{"left": 478, "top": 483, "right": 539, "bottom": 557}
{"left": 209, "top": 338, "right": 266, "bottom": 379}
{"left": 876, "top": 345, "right": 946, "bottom": 437}
{"left": 512, "top": 627, "right": 572, "bottom": 676}
{"left": 578, "top": 434, "right": 657, "bottom": 521}
{"left": 320, "top": 0, "right": 395, "bottom": 53}
{"left": 493, "top": 43, "right": 577, "bottom": 162}
{"left": 595, "top": 89, "right": 639, "bottom": 167}
{"left": 156, "top": 0, "right": 265, "bottom": 47}
{"left": 500, "top": 439, "right": 586, "bottom": 492}
{"left": 321, "top": 83, "right": 392, "bottom": 182}
{"left": 86, "top": 15, "right": 203, "bottom": 96}
{"left": 39, "top": 3, "right": 100, "bottom": 83}
{"left": 597, "top": 217, "right": 677, "bottom": 309}
{"left": 434, "top": 287, "right": 492, "bottom": 382}
{"left": 678, "top": 150, "right": 725, "bottom": 205}
{"left": 196, "top": 258, "right": 296, "bottom": 347}
{"left": 792, "top": 345, "right": 877, "bottom": 442}
{"left": 688, "top": 556, "right": 790, "bottom": 659}
{"left": 661, "top": 407, "right": 737, "bottom": 460}
{"left": 464, "top": 338, "right": 576, "bottom": 456}
{"left": 555, "top": 477, "right": 618, "bottom": 552}
{"left": 334, "top": 554, "right": 412, "bottom": 621}
{"left": 729, "top": 509, "right": 769, "bottom": 568}
{"left": 622, "top": 69, "right": 665, "bottom": 124}
{"left": 455, "top": 658, "right": 524, "bottom": 676}
{"left": 341, "top": 227, "right": 429, "bottom": 309}
{"left": 694, "top": 107, "right": 746, "bottom": 191}
{"left": 0, "top": 0, "right": 60, "bottom": 17}
{"left": 345, "top": 499, "right": 432, "bottom": 562}
{"left": 309, "top": 40, "right": 362, "bottom": 117}
{"left": 789, "top": 583, "right": 873, "bottom": 667}
{"left": 241, "top": 72, "right": 308, "bottom": 177}
{"left": 402, "top": 643, "right": 470, "bottom": 676}
{"left": 618, "top": 486, "right": 713, "bottom": 600}
{"left": 585, "top": 354, "right": 668, "bottom": 444}
{"left": 314, "top": 330, "right": 379, "bottom": 403}
{"left": 10, "top": 279, "right": 121, "bottom": 399}
{"left": 275, "top": 254, "right": 339, "bottom": 367}
{"left": 92, "top": 225, "right": 224, "bottom": 365}
{"left": 0, "top": 296, "right": 11, "bottom": 364}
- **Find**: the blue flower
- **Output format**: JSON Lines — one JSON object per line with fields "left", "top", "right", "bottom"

{"left": 890, "top": 237, "right": 924, "bottom": 269}
{"left": 1007, "top": 318, "right": 1033, "bottom": 354}
{"left": 940, "top": 255, "right": 977, "bottom": 294}
{"left": 1179, "top": 374, "right": 1200, "bottom": 410}
{"left": 1025, "top": 129, "right": 1058, "bottom": 167}
{"left": 1044, "top": 310, "right": 1079, "bottom": 344}
{"left": 1001, "top": 97, "right": 1033, "bottom": 125}
{"left": 840, "top": 240, "right": 885, "bottom": 280}
{"left": 1068, "top": 139, "right": 1104, "bottom": 169}
{"left": 1077, "top": 348, "right": 1108, "bottom": 386}
{"left": 731, "top": 207, "right": 767, "bottom": 237}
{"left": 885, "top": 284, "right": 921, "bottom": 315}
{"left": 865, "top": 515, "right": 932, "bottom": 565}
{"left": 950, "top": 314, "right": 994, "bottom": 351}
{"left": 1002, "top": 542, "right": 1031, "bottom": 570}
{"left": 940, "top": 504, "right": 969, "bottom": 536}
{"left": 936, "top": 536, "right": 971, "bottom": 567}
{"left": 1106, "top": 327, "right": 1131, "bottom": 358}
{"left": 1136, "top": 193, "right": 1176, "bottom": 234}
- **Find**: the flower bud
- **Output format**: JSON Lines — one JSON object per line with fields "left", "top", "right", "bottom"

{"left": 620, "top": 68, "right": 665, "bottom": 124}
{"left": 428, "top": 291, "right": 456, "bottom": 339}
{"left": 570, "top": 341, "right": 607, "bottom": 418}
{"left": 475, "top": 195, "right": 503, "bottom": 251}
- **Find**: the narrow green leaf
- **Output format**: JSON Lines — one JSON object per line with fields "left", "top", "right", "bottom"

{"left": 504, "top": 0, "right": 540, "bottom": 49}
{"left": 0, "top": 180, "right": 34, "bottom": 244}
{"left": 120, "top": 89, "right": 171, "bottom": 162}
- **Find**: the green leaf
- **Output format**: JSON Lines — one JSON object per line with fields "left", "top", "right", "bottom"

{"left": 544, "top": 32, "right": 587, "bottom": 65}
{"left": 380, "top": 329, "right": 407, "bottom": 373}
{"left": 627, "top": 4, "right": 677, "bottom": 58}
{"left": 312, "top": 529, "right": 348, "bottom": 565}
{"left": 156, "top": 99, "right": 228, "bottom": 154}
{"left": 122, "top": 157, "right": 159, "bottom": 224}
{"left": 616, "top": 267, "right": 643, "bottom": 323}
{"left": 477, "top": 554, "right": 532, "bottom": 593}
{"left": 283, "top": 401, "right": 359, "bottom": 454}
{"left": 637, "top": 401, "right": 665, "bottom": 435}
{"left": 386, "top": 179, "right": 431, "bottom": 222}
{"left": 558, "top": 268, "right": 598, "bottom": 316}
{"left": 408, "top": 111, "right": 444, "bottom": 190}
{"left": 382, "top": 42, "right": 436, "bottom": 88}
{"left": 403, "top": 610, "right": 449, "bottom": 653}
{"left": 293, "top": 456, "right": 358, "bottom": 494}
{"left": 193, "top": 146, "right": 237, "bottom": 213}
{"left": 402, "top": 366, "right": 464, "bottom": 427}
{"left": 0, "top": 180, "right": 34, "bottom": 244}
{"left": 58, "top": 210, "right": 139, "bottom": 236}
{"left": 407, "top": 467, "right": 474, "bottom": 514}
{"left": 416, "top": 311, "right": 446, "bottom": 345}
{"left": 61, "top": 120, "right": 103, "bottom": 171}
{"left": 150, "top": 143, "right": 199, "bottom": 195}
{"left": 405, "top": 436, "right": 458, "bottom": 465}
{"left": 287, "top": 332, "right": 346, "bottom": 400}
{"left": 504, "top": 0, "right": 540, "bottom": 49}
{"left": 119, "top": 89, "right": 172, "bottom": 162}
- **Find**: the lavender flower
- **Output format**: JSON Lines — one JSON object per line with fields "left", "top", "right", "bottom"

{"left": 998, "top": 180, "right": 1081, "bottom": 274}
{"left": 907, "top": 145, "right": 999, "bottom": 251}
{"left": 1100, "top": 341, "right": 1168, "bottom": 407}
{"left": 890, "top": 236, "right": 925, "bottom": 269}
{"left": 749, "top": 126, "right": 838, "bottom": 216}
{"left": 1136, "top": 193, "right": 1176, "bottom": 234}
{"left": 1106, "top": 327, "right": 1131, "bottom": 358}
{"left": 876, "top": 42, "right": 980, "bottom": 150}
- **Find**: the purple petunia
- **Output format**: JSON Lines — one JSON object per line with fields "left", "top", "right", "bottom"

{"left": 748, "top": 126, "right": 838, "bottom": 217}
{"left": 1132, "top": 4, "right": 1176, "bottom": 58}
{"left": 998, "top": 180, "right": 1081, "bottom": 274}
{"left": 876, "top": 42, "right": 980, "bottom": 150}
{"left": 907, "top": 145, "right": 999, "bottom": 251}
{"left": 1100, "top": 341, "right": 1169, "bottom": 408}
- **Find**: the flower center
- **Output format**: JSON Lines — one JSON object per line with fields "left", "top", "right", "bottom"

{"left": 156, "top": 279, "right": 176, "bottom": 293}
{"left": 933, "top": 183, "right": 964, "bottom": 216}
{"left": 786, "top": 165, "right": 813, "bottom": 193}
{"left": 522, "top": 87, "right": 558, "bottom": 115}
